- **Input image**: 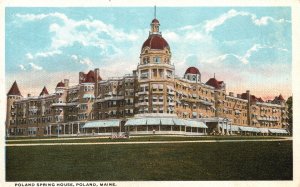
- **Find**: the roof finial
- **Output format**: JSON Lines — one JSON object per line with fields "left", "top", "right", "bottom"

{"left": 154, "top": 5, "right": 156, "bottom": 18}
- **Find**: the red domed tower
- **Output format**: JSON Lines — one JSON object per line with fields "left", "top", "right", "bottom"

{"left": 184, "top": 67, "right": 201, "bottom": 83}
{"left": 136, "top": 11, "right": 175, "bottom": 114}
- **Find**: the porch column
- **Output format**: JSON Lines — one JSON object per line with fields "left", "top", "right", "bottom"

{"left": 77, "top": 123, "right": 80, "bottom": 134}
{"left": 57, "top": 125, "right": 60, "bottom": 136}
{"left": 204, "top": 128, "right": 206, "bottom": 135}
{"left": 159, "top": 125, "right": 160, "bottom": 132}
{"left": 71, "top": 123, "right": 74, "bottom": 134}
{"left": 226, "top": 122, "right": 229, "bottom": 135}
{"left": 197, "top": 127, "right": 198, "bottom": 134}
{"left": 147, "top": 125, "right": 148, "bottom": 133}
{"left": 171, "top": 125, "right": 173, "bottom": 132}
{"left": 49, "top": 125, "right": 52, "bottom": 136}
{"left": 222, "top": 122, "right": 225, "bottom": 135}
{"left": 63, "top": 124, "right": 66, "bottom": 135}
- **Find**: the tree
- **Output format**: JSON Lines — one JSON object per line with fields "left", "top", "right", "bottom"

{"left": 286, "top": 96, "right": 293, "bottom": 135}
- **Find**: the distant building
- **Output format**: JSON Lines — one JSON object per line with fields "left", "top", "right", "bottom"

{"left": 6, "top": 16, "right": 289, "bottom": 137}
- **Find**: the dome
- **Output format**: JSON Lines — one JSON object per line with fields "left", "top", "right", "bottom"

{"left": 185, "top": 67, "right": 200, "bottom": 75}
{"left": 56, "top": 81, "right": 65, "bottom": 88}
{"left": 142, "top": 35, "right": 170, "bottom": 51}
{"left": 151, "top": 18, "right": 159, "bottom": 24}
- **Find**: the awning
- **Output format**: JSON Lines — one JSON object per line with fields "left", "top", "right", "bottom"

{"left": 229, "top": 125, "right": 239, "bottom": 131}
{"left": 83, "top": 94, "right": 95, "bottom": 99}
{"left": 147, "top": 118, "right": 161, "bottom": 125}
{"left": 158, "top": 84, "right": 164, "bottom": 89}
{"left": 192, "top": 112, "right": 197, "bottom": 116}
{"left": 235, "top": 110, "right": 241, "bottom": 114}
{"left": 192, "top": 94, "right": 197, "bottom": 98}
{"left": 152, "top": 84, "right": 158, "bottom": 89}
{"left": 173, "top": 118, "right": 186, "bottom": 126}
{"left": 166, "top": 85, "right": 173, "bottom": 90}
{"left": 125, "top": 118, "right": 147, "bottom": 126}
{"left": 259, "top": 128, "right": 269, "bottom": 133}
{"left": 160, "top": 118, "right": 174, "bottom": 125}
{"left": 200, "top": 100, "right": 213, "bottom": 106}
{"left": 83, "top": 120, "right": 120, "bottom": 128}
{"left": 185, "top": 120, "right": 208, "bottom": 128}
{"left": 269, "top": 129, "right": 288, "bottom": 134}
{"left": 239, "top": 126, "right": 260, "bottom": 133}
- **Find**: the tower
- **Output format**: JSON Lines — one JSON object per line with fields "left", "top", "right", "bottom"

{"left": 136, "top": 8, "right": 175, "bottom": 114}
{"left": 6, "top": 81, "right": 22, "bottom": 136}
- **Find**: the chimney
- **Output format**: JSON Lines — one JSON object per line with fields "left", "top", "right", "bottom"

{"left": 94, "top": 68, "right": 100, "bottom": 97}
{"left": 27, "top": 94, "right": 31, "bottom": 98}
{"left": 246, "top": 90, "right": 251, "bottom": 126}
{"left": 64, "top": 79, "right": 69, "bottom": 88}
{"left": 237, "top": 94, "right": 241, "bottom": 98}
{"left": 132, "top": 70, "right": 137, "bottom": 76}
{"left": 79, "top": 72, "right": 85, "bottom": 84}
{"left": 229, "top": 92, "right": 234, "bottom": 97}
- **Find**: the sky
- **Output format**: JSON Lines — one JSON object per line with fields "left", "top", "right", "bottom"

{"left": 5, "top": 7, "right": 292, "bottom": 100}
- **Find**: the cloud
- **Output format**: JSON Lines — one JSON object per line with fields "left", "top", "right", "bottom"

{"left": 204, "top": 9, "right": 290, "bottom": 33}
{"left": 35, "top": 50, "right": 62, "bottom": 58}
{"left": 79, "top": 58, "right": 93, "bottom": 66}
{"left": 16, "top": 12, "right": 138, "bottom": 51}
{"left": 26, "top": 50, "right": 62, "bottom": 60}
{"left": 19, "top": 64, "right": 26, "bottom": 71}
{"left": 29, "top": 62, "right": 43, "bottom": 70}
{"left": 16, "top": 12, "right": 68, "bottom": 22}
{"left": 212, "top": 44, "right": 289, "bottom": 64}
{"left": 26, "top": 53, "right": 33, "bottom": 60}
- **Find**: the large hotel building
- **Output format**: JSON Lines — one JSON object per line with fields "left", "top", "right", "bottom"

{"left": 6, "top": 16, "right": 289, "bottom": 137}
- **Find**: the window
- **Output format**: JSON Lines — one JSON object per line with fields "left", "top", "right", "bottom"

{"left": 153, "top": 57, "right": 161, "bottom": 63}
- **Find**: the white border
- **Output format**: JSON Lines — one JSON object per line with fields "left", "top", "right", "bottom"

{"left": 1, "top": 0, "right": 299, "bottom": 187}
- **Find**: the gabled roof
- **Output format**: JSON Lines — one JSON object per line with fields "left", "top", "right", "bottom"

{"left": 82, "top": 70, "right": 102, "bottom": 83}
{"left": 56, "top": 81, "right": 65, "bottom": 88}
{"left": 241, "top": 93, "right": 259, "bottom": 103}
{"left": 277, "top": 94, "right": 285, "bottom": 101}
{"left": 7, "top": 81, "right": 22, "bottom": 96}
{"left": 205, "top": 78, "right": 224, "bottom": 89}
{"left": 39, "top": 86, "right": 49, "bottom": 96}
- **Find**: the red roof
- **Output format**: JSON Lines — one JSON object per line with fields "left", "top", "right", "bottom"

{"left": 241, "top": 93, "right": 259, "bottom": 102}
{"left": 257, "top": 97, "right": 264, "bottom": 102}
{"left": 185, "top": 67, "right": 200, "bottom": 75}
{"left": 56, "top": 81, "right": 65, "bottom": 88}
{"left": 278, "top": 94, "right": 285, "bottom": 101}
{"left": 39, "top": 86, "right": 49, "bottom": 96}
{"left": 151, "top": 18, "right": 159, "bottom": 24}
{"left": 142, "top": 35, "right": 169, "bottom": 51}
{"left": 205, "top": 78, "right": 224, "bottom": 89}
{"left": 7, "top": 81, "right": 22, "bottom": 96}
{"left": 83, "top": 70, "right": 102, "bottom": 83}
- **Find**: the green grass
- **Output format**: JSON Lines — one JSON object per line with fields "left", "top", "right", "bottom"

{"left": 6, "top": 141, "right": 292, "bottom": 181}
{"left": 6, "top": 135, "right": 286, "bottom": 144}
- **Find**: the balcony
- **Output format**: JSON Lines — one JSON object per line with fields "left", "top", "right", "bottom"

{"left": 136, "top": 102, "right": 149, "bottom": 107}
{"left": 138, "top": 91, "right": 149, "bottom": 95}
